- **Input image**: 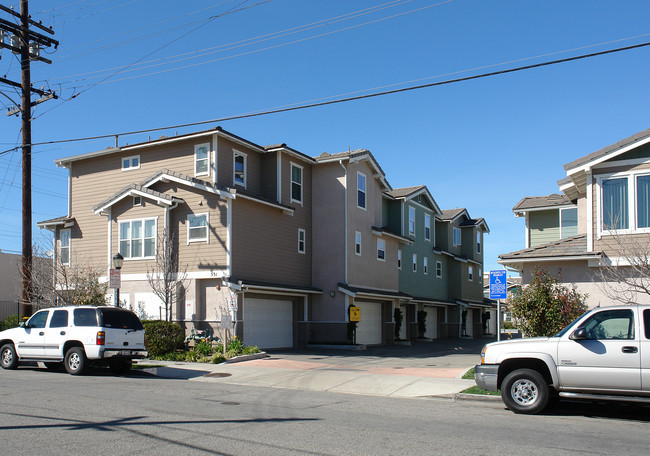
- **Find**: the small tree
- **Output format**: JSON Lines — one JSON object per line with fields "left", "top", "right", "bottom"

{"left": 508, "top": 268, "right": 587, "bottom": 337}
{"left": 146, "top": 229, "right": 188, "bottom": 321}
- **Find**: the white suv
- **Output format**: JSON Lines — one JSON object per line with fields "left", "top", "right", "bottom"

{"left": 0, "top": 306, "right": 147, "bottom": 375}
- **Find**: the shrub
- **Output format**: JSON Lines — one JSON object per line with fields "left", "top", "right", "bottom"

{"left": 195, "top": 339, "right": 213, "bottom": 356}
{"left": 184, "top": 350, "right": 201, "bottom": 362}
{"left": 226, "top": 336, "right": 243, "bottom": 354}
{"left": 142, "top": 320, "right": 185, "bottom": 357}
{"left": 1, "top": 315, "right": 20, "bottom": 331}
{"left": 242, "top": 345, "right": 261, "bottom": 355}
{"left": 211, "top": 353, "right": 226, "bottom": 364}
{"left": 226, "top": 349, "right": 240, "bottom": 359}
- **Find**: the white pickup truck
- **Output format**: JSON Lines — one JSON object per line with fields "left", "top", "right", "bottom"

{"left": 0, "top": 306, "right": 147, "bottom": 375}
{"left": 474, "top": 305, "right": 650, "bottom": 414}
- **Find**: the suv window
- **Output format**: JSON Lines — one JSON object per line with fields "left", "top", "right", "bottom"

{"left": 644, "top": 309, "right": 650, "bottom": 339}
{"left": 26, "top": 310, "right": 49, "bottom": 329}
{"left": 74, "top": 308, "right": 99, "bottom": 327}
{"left": 99, "top": 308, "right": 144, "bottom": 330}
{"left": 49, "top": 310, "right": 69, "bottom": 328}
{"left": 582, "top": 309, "right": 634, "bottom": 340}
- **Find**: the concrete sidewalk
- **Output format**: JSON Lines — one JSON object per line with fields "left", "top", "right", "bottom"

{"left": 137, "top": 338, "right": 494, "bottom": 399}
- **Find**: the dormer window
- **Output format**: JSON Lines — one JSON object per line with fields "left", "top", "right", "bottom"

{"left": 234, "top": 150, "right": 246, "bottom": 187}
{"left": 122, "top": 155, "right": 140, "bottom": 171}
{"left": 195, "top": 144, "right": 210, "bottom": 177}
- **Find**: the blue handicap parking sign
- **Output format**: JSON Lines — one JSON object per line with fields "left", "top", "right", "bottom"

{"left": 489, "top": 270, "right": 507, "bottom": 300}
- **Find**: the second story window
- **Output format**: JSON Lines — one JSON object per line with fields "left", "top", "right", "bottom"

{"left": 408, "top": 206, "right": 416, "bottom": 236}
{"left": 234, "top": 150, "right": 246, "bottom": 187}
{"left": 188, "top": 214, "right": 209, "bottom": 243}
{"left": 412, "top": 254, "right": 417, "bottom": 272}
{"left": 398, "top": 249, "right": 402, "bottom": 270}
{"left": 468, "top": 265, "right": 474, "bottom": 281}
{"left": 291, "top": 163, "right": 303, "bottom": 203}
{"left": 560, "top": 207, "right": 578, "bottom": 238}
{"left": 122, "top": 155, "right": 140, "bottom": 171}
{"left": 424, "top": 213, "right": 431, "bottom": 241}
{"left": 119, "top": 218, "right": 156, "bottom": 259}
{"left": 195, "top": 144, "right": 210, "bottom": 177}
{"left": 357, "top": 172, "right": 367, "bottom": 209}
{"left": 377, "top": 238, "right": 385, "bottom": 261}
{"left": 476, "top": 230, "right": 481, "bottom": 253}
{"left": 355, "top": 231, "right": 361, "bottom": 255}
{"left": 298, "top": 228, "right": 306, "bottom": 254}
{"left": 436, "top": 260, "right": 442, "bottom": 278}
{"left": 60, "top": 229, "right": 70, "bottom": 266}
{"left": 601, "top": 177, "right": 628, "bottom": 230}
{"left": 453, "top": 227, "right": 462, "bottom": 246}
{"left": 423, "top": 257, "right": 429, "bottom": 275}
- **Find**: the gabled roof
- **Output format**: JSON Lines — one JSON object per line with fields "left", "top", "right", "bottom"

{"left": 459, "top": 217, "right": 490, "bottom": 233}
{"left": 498, "top": 234, "right": 602, "bottom": 270}
{"left": 315, "top": 149, "right": 391, "bottom": 191}
{"left": 93, "top": 184, "right": 182, "bottom": 215}
{"left": 37, "top": 216, "right": 75, "bottom": 229}
{"left": 387, "top": 185, "right": 442, "bottom": 215}
{"left": 439, "top": 208, "right": 468, "bottom": 222}
{"left": 512, "top": 194, "right": 573, "bottom": 213}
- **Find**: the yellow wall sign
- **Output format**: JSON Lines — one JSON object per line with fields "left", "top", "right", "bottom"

{"left": 349, "top": 306, "right": 361, "bottom": 322}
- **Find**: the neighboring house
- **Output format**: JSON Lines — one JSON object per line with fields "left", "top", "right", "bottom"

{"left": 0, "top": 251, "right": 22, "bottom": 320}
{"left": 499, "top": 127, "right": 650, "bottom": 308}
{"left": 38, "top": 126, "right": 493, "bottom": 348}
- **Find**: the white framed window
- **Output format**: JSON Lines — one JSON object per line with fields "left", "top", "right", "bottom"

{"left": 60, "top": 229, "right": 71, "bottom": 266}
{"left": 194, "top": 143, "right": 210, "bottom": 177}
{"left": 298, "top": 228, "right": 306, "bottom": 254}
{"left": 119, "top": 218, "right": 156, "bottom": 259}
{"left": 424, "top": 213, "right": 431, "bottom": 241}
{"left": 398, "top": 249, "right": 402, "bottom": 269}
{"left": 479, "top": 267, "right": 482, "bottom": 280}
{"left": 423, "top": 257, "right": 429, "bottom": 275}
{"left": 122, "top": 155, "right": 140, "bottom": 171}
{"left": 408, "top": 206, "right": 416, "bottom": 236}
{"left": 355, "top": 231, "right": 361, "bottom": 256}
{"left": 357, "top": 172, "right": 367, "bottom": 209}
{"left": 468, "top": 265, "right": 474, "bottom": 281}
{"left": 133, "top": 196, "right": 142, "bottom": 207}
{"left": 453, "top": 227, "right": 462, "bottom": 246}
{"left": 187, "top": 213, "right": 209, "bottom": 244}
{"left": 560, "top": 207, "right": 578, "bottom": 238}
{"left": 377, "top": 238, "right": 385, "bottom": 261}
{"left": 291, "top": 163, "right": 303, "bottom": 204}
{"left": 412, "top": 253, "right": 417, "bottom": 272}
{"left": 233, "top": 150, "right": 247, "bottom": 187}
{"left": 476, "top": 230, "right": 481, "bottom": 253}
{"left": 595, "top": 171, "right": 650, "bottom": 235}
{"left": 436, "top": 260, "right": 442, "bottom": 278}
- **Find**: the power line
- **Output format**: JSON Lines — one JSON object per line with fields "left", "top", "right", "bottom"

{"left": 4, "top": 39, "right": 650, "bottom": 156}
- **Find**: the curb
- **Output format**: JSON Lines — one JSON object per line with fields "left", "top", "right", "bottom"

{"left": 306, "top": 344, "right": 367, "bottom": 351}
{"left": 454, "top": 392, "right": 502, "bottom": 402}
{"left": 225, "top": 352, "right": 268, "bottom": 364}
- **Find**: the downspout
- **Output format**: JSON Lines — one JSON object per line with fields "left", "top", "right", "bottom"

{"left": 339, "top": 160, "right": 348, "bottom": 283}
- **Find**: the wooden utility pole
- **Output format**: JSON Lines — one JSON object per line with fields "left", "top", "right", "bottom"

{"left": 0, "top": 1, "right": 58, "bottom": 306}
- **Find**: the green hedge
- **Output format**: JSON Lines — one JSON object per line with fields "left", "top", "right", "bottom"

{"left": 1, "top": 315, "right": 20, "bottom": 331}
{"left": 142, "top": 320, "right": 185, "bottom": 357}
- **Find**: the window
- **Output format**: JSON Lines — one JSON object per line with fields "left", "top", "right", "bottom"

{"left": 187, "top": 214, "right": 208, "bottom": 243}
{"left": 598, "top": 172, "right": 650, "bottom": 233}
{"left": 423, "top": 257, "right": 428, "bottom": 275}
{"left": 122, "top": 155, "right": 140, "bottom": 171}
{"left": 638, "top": 175, "right": 650, "bottom": 228}
{"left": 26, "top": 311, "right": 48, "bottom": 329}
{"left": 357, "top": 172, "right": 367, "bottom": 209}
{"left": 581, "top": 309, "right": 634, "bottom": 340}
{"left": 60, "top": 229, "right": 70, "bottom": 266}
{"left": 377, "top": 239, "right": 385, "bottom": 261}
{"left": 119, "top": 218, "right": 156, "bottom": 259}
{"left": 412, "top": 253, "right": 417, "bottom": 272}
{"left": 291, "top": 163, "right": 303, "bottom": 203}
{"left": 49, "top": 310, "right": 69, "bottom": 328}
{"left": 355, "top": 231, "right": 361, "bottom": 256}
{"left": 476, "top": 231, "right": 481, "bottom": 253}
{"left": 436, "top": 261, "right": 442, "bottom": 278}
{"left": 234, "top": 150, "right": 246, "bottom": 187}
{"left": 133, "top": 196, "right": 142, "bottom": 207}
{"left": 453, "top": 227, "right": 462, "bottom": 246}
{"left": 602, "top": 177, "right": 628, "bottom": 230}
{"left": 195, "top": 144, "right": 210, "bottom": 176}
{"left": 424, "top": 213, "right": 431, "bottom": 241}
{"left": 468, "top": 266, "right": 474, "bottom": 281}
{"left": 408, "top": 206, "right": 416, "bottom": 236}
{"left": 398, "top": 249, "right": 402, "bottom": 270}
{"left": 298, "top": 228, "right": 306, "bottom": 254}
{"left": 560, "top": 207, "right": 578, "bottom": 238}
{"left": 74, "top": 308, "right": 98, "bottom": 327}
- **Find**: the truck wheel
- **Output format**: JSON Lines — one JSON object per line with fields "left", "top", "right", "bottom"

{"left": 64, "top": 347, "right": 87, "bottom": 375}
{"left": 108, "top": 359, "right": 132, "bottom": 375}
{"left": 0, "top": 344, "right": 18, "bottom": 370}
{"left": 501, "top": 368, "right": 549, "bottom": 414}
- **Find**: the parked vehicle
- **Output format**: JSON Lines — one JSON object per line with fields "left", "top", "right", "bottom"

{"left": 475, "top": 305, "right": 650, "bottom": 414}
{"left": 0, "top": 306, "right": 147, "bottom": 375}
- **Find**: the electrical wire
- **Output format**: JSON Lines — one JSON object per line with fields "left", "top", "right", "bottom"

{"left": 7, "top": 40, "right": 650, "bottom": 157}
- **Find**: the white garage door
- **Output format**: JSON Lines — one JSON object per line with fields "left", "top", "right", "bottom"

{"left": 424, "top": 307, "right": 438, "bottom": 339}
{"left": 356, "top": 301, "right": 382, "bottom": 345}
{"left": 243, "top": 298, "right": 293, "bottom": 349}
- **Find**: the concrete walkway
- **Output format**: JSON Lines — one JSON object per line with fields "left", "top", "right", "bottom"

{"left": 138, "top": 337, "right": 496, "bottom": 400}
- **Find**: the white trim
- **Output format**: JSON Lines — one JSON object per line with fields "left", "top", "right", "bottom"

{"left": 67, "top": 168, "right": 72, "bottom": 217}
{"left": 436, "top": 260, "right": 442, "bottom": 278}
{"left": 586, "top": 171, "right": 593, "bottom": 250}
{"left": 118, "top": 217, "right": 158, "bottom": 260}
{"left": 515, "top": 203, "right": 576, "bottom": 214}
{"left": 121, "top": 155, "right": 140, "bottom": 171}
{"left": 298, "top": 228, "right": 306, "bottom": 254}
{"left": 187, "top": 212, "right": 209, "bottom": 244}
{"left": 497, "top": 254, "right": 601, "bottom": 265}
{"left": 423, "top": 256, "right": 428, "bottom": 275}
{"left": 194, "top": 143, "right": 210, "bottom": 177}
{"left": 412, "top": 253, "right": 417, "bottom": 272}
{"left": 143, "top": 172, "right": 232, "bottom": 200}
{"left": 408, "top": 205, "right": 416, "bottom": 237}
{"left": 106, "top": 209, "right": 112, "bottom": 272}
{"left": 565, "top": 134, "right": 650, "bottom": 175}
{"left": 424, "top": 213, "right": 431, "bottom": 242}
{"left": 524, "top": 213, "right": 530, "bottom": 249}
{"left": 595, "top": 169, "right": 650, "bottom": 237}
{"left": 212, "top": 133, "right": 219, "bottom": 184}
{"left": 357, "top": 171, "right": 367, "bottom": 210}
{"left": 290, "top": 162, "right": 304, "bottom": 205}
{"left": 355, "top": 231, "right": 362, "bottom": 256}
{"left": 592, "top": 156, "right": 650, "bottom": 170}
{"left": 94, "top": 188, "right": 176, "bottom": 214}
{"left": 226, "top": 198, "right": 232, "bottom": 278}
{"left": 377, "top": 238, "right": 386, "bottom": 261}
{"left": 60, "top": 228, "right": 71, "bottom": 266}
{"left": 468, "top": 265, "right": 474, "bottom": 281}
{"left": 233, "top": 149, "right": 247, "bottom": 188}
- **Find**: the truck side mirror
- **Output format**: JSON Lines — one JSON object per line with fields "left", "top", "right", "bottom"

{"left": 570, "top": 327, "right": 588, "bottom": 340}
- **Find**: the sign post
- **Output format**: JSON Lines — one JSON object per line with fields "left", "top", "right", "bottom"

{"left": 489, "top": 270, "right": 507, "bottom": 341}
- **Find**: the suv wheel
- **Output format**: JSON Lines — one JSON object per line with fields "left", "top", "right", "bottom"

{"left": 0, "top": 344, "right": 18, "bottom": 370}
{"left": 501, "top": 368, "right": 549, "bottom": 414}
{"left": 64, "top": 347, "right": 87, "bottom": 375}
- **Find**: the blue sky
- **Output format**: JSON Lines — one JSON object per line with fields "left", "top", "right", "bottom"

{"left": 1, "top": 0, "right": 650, "bottom": 274}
